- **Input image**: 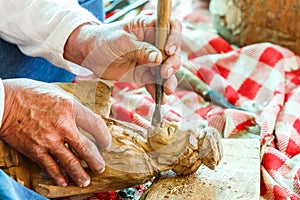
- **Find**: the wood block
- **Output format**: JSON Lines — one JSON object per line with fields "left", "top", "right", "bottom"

{"left": 210, "top": 0, "right": 300, "bottom": 55}
{"left": 0, "top": 80, "right": 113, "bottom": 189}
{"left": 54, "top": 80, "right": 112, "bottom": 117}
{"left": 142, "top": 139, "right": 260, "bottom": 200}
{"left": 0, "top": 140, "right": 20, "bottom": 167}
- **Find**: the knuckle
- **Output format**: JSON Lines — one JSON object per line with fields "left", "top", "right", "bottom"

{"left": 43, "top": 162, "right": 63, "bottom": 182}
{"left": 64, "top": 160, "right": 89, "bottom": 185}
{"left": 67, "top": 157, "right": 81, "bottom": 171}
{"left": 45, "top": 164, "right": 60, "bottom": 176}
{"left": 91, "top": 114, "right": 102, "bottom": 126}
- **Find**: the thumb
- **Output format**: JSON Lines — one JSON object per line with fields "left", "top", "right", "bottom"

{"left": 126, "top": 41, "right": 163, "bottom": 65}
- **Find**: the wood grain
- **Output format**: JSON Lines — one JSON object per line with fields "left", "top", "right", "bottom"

{"left": 0, "top": 81, "right": 223, "bottom": 198}
{"left": 210, "top": 0, "right": 300, "bottom": 55}
{"left": 142, "top": 139, "right": 260, "bottom": 200}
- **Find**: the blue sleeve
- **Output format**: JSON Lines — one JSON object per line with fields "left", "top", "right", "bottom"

{"left": 0, "top": 169, "right": 49, "bottom": 200}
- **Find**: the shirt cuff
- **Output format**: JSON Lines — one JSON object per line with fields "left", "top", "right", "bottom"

{"left": 22, "top": 6, "right": 102, "bottom": 71}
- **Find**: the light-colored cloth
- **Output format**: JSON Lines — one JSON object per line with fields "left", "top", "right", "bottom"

{"left": 111, "top": 41, "right": 300, "bottom": 200}
{"left": 0, "top": 0, "right": 101, "bottom": 69}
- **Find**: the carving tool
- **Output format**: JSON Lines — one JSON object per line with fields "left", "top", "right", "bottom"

{"left": 104, "top": 0, "right": 149, "bottom": 24}
{"left": 151, "top": 0, "right": 172, "bottom": 126}
{"left": 176, "top": 67, "right": 246, "bottom": 111}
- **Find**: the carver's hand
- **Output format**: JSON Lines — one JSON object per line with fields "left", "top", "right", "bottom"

{"left": 0, "top": 79, "right": 112, "bottom": 187}
{"left": 64, "top": 15, "right": 182, "bottom": 100}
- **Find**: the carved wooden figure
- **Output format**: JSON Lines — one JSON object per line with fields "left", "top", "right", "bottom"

{"left": 1, "top": 81, "right": 223, "bottom": 198}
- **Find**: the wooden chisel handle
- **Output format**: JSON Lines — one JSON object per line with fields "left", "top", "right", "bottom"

{"left": 152, "top": 0, "right": 172, "bottom": 126}
{"left": 156, "top": 0, "right": 172, "bottom": 61}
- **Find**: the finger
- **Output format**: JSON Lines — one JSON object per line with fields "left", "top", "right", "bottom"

{"left": 30, "top": 151, "right": 68, "bottom": 187}
{"left": 141, "top": 70, "right": 156, "bottom": 99}
{"left": 140, "top": 65, "right": 178, "bottom": 96}
{"left": 160, "top": 50, "right": 181, "bottom": 79}
{"left": 70, "top": 132, "right": 106, "bottom": 175}
{"left": 164, "top": 75, "right": 178, "bottom": 95}
{"left": 126, "top": 40, "right": 163, "bottom": 65}
{"left": 165, "top": 18, "right": 182, "bottom": 56}
{"left": 145, "top": 83, "right": 156, "bottom": 100}
{"left": 145, "top": 83, "right": 168, "bottom": 105}
{"left": 142, "top": 70, "right": 170, "bottom": 104}
{"left": 74, "top": 102, "right": 112, "bottom": 150}
{"left": 125, "top": 15, "right": 156, "bottom": 44}
{"left": 51, "top": 143, "right": 90, "bottom": 187}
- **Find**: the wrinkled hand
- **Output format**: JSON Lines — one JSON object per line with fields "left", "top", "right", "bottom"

{"left": 64, "top": 15, "right": 182, "bottom": 99}
{"left": 0, "top": 79, "right": 112, "bottom": 187}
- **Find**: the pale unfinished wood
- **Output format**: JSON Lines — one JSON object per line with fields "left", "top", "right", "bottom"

{"left": 32, "top": 117, "right": 222, "bottom": 198}
{"left": 156, "top": 0, "right": 172, "bottom": 61}
{"left": 0, "top": 80, "right": 113, "bottom": 189}
{"left": 53, "top": 80, "right": 112, "bottom": 118}
{"left": 142, "top": 139, "right": 260, "bottom": 200}
{"left": 0, "top": 81, "right": 223, "bottom": 198}
{"left": 33, "top": 81, "right": 222, "bottom": 198}
{"left": 210, "top": 0, "right": 300, "bottom": 55}
{"left": 0, "top": 139, "right": 20, "bottom": 167}
{"left": 152, "top": 0, "right": 172, "bottom": 126}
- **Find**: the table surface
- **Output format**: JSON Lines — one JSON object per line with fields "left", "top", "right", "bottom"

{"left": 142, "top": 139, "right": 261, "bottom": 200}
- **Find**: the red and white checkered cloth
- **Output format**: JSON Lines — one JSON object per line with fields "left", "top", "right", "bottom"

{"left": 109, "top": 1, "right": 300, "bottom": 199}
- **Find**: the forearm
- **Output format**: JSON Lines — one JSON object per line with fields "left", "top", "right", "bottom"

{"left": 0, "top": 0, "right": 100, "bottom": 69}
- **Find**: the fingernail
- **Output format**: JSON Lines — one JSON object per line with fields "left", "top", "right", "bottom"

{"left": 61, "top": 182, "right": 68, "bottom": 187}
{"left": 166, "top": 67, "right": 174, "bottom": 78}
{"left": 169, "top": 45, "right": 177, "bottom": 55}
{"left": 58, "top": 180, "right": 68, "bottom": 187}
{"left": 95, "top": 165, "right": 105, "bottom": 175}
{"left": 80, "top": 179, "right": 91, "bottom": 188}
{"left": 148, "top": 52, "right": 158, "bottom": 63}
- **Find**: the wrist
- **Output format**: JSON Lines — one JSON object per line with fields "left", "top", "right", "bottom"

{"left": 63, "top": 22, "right": 99, "bottom": 66}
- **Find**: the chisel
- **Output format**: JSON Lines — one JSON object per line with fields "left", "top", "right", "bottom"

{"left": 151, "top": 0, "right": 172, "bottom": 126}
